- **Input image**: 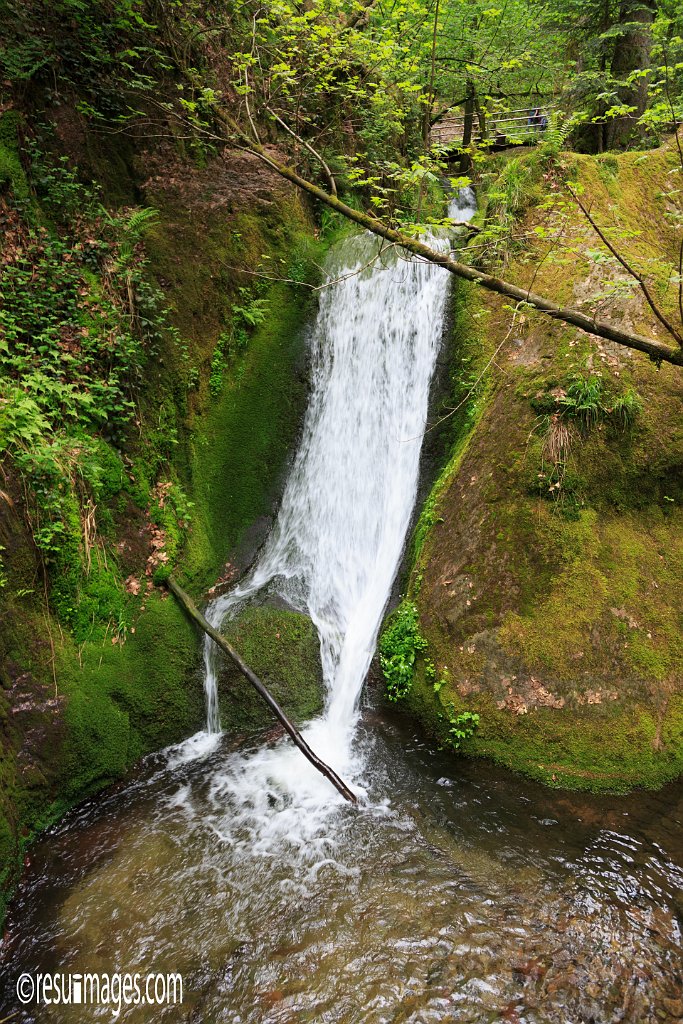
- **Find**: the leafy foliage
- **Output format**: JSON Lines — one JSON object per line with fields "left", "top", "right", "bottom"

{"left": 379, "top": 600, "right": 429, "bottom": 701}
{"left": 0, "top": 0, "right": 165, "bottom": 121}
{"left": 559, "top": 373, "right": 642, "bottom": 431}
{"left": 446, "top": 709, "right": 480, "bottom": 750}
{"left": 531, "top": 373, "right": 643, "bottom": 513}
{"left": 0, "top": 122, "right": 192, "bottom": 638}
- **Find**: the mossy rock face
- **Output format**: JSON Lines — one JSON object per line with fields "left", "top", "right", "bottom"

{"left": 217, "top": 606, "right": 324, "bottom": 733}
{"left": 392, "top": 143, "right": 683, "bottom": 795}
{"left": 56, "top": 594, "right": 205, "bottom": 802}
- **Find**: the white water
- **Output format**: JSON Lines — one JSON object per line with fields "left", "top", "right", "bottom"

{"left": 186, "top": 190, "right": 476, "bottom": 838}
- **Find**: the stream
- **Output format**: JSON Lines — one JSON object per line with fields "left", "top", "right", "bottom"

{"left": 1, "top": 192, "right": 682, "bottom": 1023}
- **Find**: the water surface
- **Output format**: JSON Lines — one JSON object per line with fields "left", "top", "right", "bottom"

{"left": 1, "top": 711, "right": 682, "bottom": 1023}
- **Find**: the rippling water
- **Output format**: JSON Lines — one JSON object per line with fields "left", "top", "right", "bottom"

{"left": 1, "top": 713, "right": 682, "bottom": 1022}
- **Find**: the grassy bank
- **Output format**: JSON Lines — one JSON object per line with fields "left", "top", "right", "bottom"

{"left": 0, "top": 108, "right": 327, "bottom": 921}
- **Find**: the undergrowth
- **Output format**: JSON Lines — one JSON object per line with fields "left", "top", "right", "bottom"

{"left": 0, "top": 117, "right": 191, "bottom": 639}
{"left": 530, "top": 371, "right": 643, "bottom": 512}
{"left": 209, "top": 285, "right": 270, "bottom": 397}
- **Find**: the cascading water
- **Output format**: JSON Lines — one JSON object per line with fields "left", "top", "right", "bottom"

{"left": 193, "top": 190, "right": 477, "bottom": 827}
{"left": 448, "top": 184, "right": 478, "bottom": 225}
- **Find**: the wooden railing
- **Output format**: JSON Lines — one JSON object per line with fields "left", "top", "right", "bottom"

{"left": 431, "top": 106, "right": 551, "bottom": 149}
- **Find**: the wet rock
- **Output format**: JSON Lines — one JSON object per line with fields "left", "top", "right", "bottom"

{"left": 217, "top": 605, "right": 324, "bottom": 733}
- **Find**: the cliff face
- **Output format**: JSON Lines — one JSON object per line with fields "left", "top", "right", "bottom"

{"left": 392, "top": 143, "right": 683, "bottom": 793}
{"left": 0, "top": 101, "right": 326, "bottom": 919}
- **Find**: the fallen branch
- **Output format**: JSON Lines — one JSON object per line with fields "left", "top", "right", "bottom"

{"left": 203, "top": 99, "right": 683, "bottom": 367}
{"left": 166, "top": 576, "right": 358, "bottom": 804}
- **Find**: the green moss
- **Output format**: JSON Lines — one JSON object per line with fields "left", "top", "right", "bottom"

{"left": 405, "top": 679, "right": 683, "bottom": 794}
{"left": 0, "top": 589, "right": 204, "bottom": 924}
{"left": 178, "top": 282, "right": 311, "bottom": 592}
{"left": 410, "top": 278, "right": 492, "bottom": 577}
{"left": 218, "top": 606, "right": 324, "bottom": 733}
{"left": 56, "top": 593, "right": 203, "bottom": 801}
{"left": 394, "top": 142, "right": 683, "bottom": 795}
{"left": 0, "top": 111, "right": 30, "bottom": 204}
{"left": 0, "top": 150, "right": 323, "bottom": 927}
{"left": 500, "top": 562, "right": 609, "bottom": 678}
{"left": 470, "top": 698, "right": 683, "bottom": 794}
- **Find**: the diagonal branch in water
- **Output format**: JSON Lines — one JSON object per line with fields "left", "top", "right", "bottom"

{"left": 166, "top": 576, "right": 359, "bottom": 805}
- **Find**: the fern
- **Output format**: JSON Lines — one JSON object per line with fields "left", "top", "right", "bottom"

{"left": 540, "top": 111, "right": 579, "bottom": 157}
{"left": 558, "top": 373, "right": 606, "bottom": 429}
{"left": 125, "top": 207, "right": 159, "bottom": 237}
{"left": 117, "top": 207, "right": 158, "bottom": 266}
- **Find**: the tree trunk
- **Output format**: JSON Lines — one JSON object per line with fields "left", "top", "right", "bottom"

{"left": 475, "top": 93, "right": 487, "bottom": 141}
{"left": 606, "top": 0, "right": 656, "bottom": 148}
{"left": 459, "top": 80, "right": 476, "bottom": 173}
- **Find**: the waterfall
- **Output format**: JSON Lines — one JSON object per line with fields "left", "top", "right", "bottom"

{"left": 451, "top": 184, "right": 477, "bottom": 222}
{"left": 190, "top": 191, "right": 476, "bottom": 825}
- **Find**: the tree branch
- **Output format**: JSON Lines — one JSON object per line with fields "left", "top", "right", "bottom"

{"left": 267, "top": 107, "right": 337, "bottom": 196}
{"left": 568, "top": 185, "right": 683, "bottom": 348}
{"left": 185, "top": 83, "right": 683, "bottom": 367}
{"left": 166, "top": 576, "right": 358, "bottom": 804}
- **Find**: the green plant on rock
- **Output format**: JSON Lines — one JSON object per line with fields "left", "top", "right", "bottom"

{"left": 0, "top": 139, "right": 197, "bottom": 638}
{"left": 210, "top": 288, "right": 271, "bottom": 396}
{"left": 531, "top": 372, "right": 643, "bottom": 510}
{"left": 112, "top": 206, "right": 159, "bottom": 268}
{"left": 209, "top": 338, "right": 228, "bottom": 396}
{"left": 379, "top": 600, "right": 428, "bottom": 702}
{"left": 231, "top": 287, "right": 270, "bottom": 353}
{"left": 558, "top": 373, "right": 607, "bottom": 429}
{"left": 538, "top": 111, "right": 580, "bottom": 160}
{"left": 446, "top": 709, "right": 480, "bottom": 750}
{"left": 552, "top": 373, "right": 642, "bottom": 433}
{"left": 26, "top": 138, "right": 106, "bottom": 224}
{"left": 477, "top": 158, "right": 539, "bottom": 265}
{"left": 610, "top": 387, "right": 642, "bottom": 429}
{"left": 233, "top": 287, "right": 269, "bottom": 329}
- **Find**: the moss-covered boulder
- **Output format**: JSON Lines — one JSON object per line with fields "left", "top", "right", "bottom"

{"left": 389, "top": 143, "right": 683, "bottom": 794}
{"left": 218, "top": 606, "right": 324, "bottom": 733}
